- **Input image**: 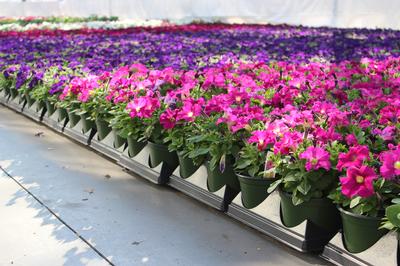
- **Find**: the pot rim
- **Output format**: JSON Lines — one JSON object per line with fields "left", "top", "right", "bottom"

{"left": 278, "top": 188, "right": 333, "bottom": 203}
{"left": 337, "top": 206, "right": 384, "bottom": 221}
{"left": 147, "top": 140, "right": 167, "bottom": 148}
{"left": 236, "top": 172, "right": 278, "bottom": 182}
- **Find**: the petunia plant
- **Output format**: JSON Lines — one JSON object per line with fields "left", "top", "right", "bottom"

{"left": 329, "top": 145, "right": 400, "bottom": 217}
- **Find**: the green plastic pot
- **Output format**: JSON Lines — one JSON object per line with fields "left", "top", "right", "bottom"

{"left": 18, "top": 91, "right": 25, "bottom": 104}
{"left": 237, "top": 173, "right": 277, "bottom": 209}
{"left": 205, "top": 160, "right": 240, "bottom": 192}
{"left": 80, "top": 113, "right": 95, "bottom": 134}
{"left": 147, "top": 141, "right": 179, "bottom": 170}
{"left": 36, "top": 100, "right": 45, "bottom": 113}
{"left": 95, "top": 118, "right": 112, "bottom": 140}
{"left": 9, "top": 88, "right": 18, "bottom": 100}
{"left": 112, "top": 128, "right": 126, "bottom": 149}
{"left": 25, "top": 92, "right": 35, "bottom": 107}
{"left": 178, "top": 153, "right": 200, "bottom": 179}
{"left": 67, "top": 110, "right": 80, "bottom": 128}
{"left": 339, "top": 207, "right": 388, "bottom": 253}
{"left": 45, "top": 100, "right": 56, "bottom": 117}
{"left": 279, "top": 190, "right": 340, "bottom": 232}
{"left": 126, "top": 136, "right": 146, "bottom": 157}
{"left": 57, "top": 108, "right": 68, "bottom": 122}
{"left": 3, "top": 86, "right": 10, "bottom": 97}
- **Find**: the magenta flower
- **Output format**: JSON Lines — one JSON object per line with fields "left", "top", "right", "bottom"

{"left": 273, "top": 131, "right": 303, "bottom": 155}
{"left": 248, "top": 130, "right": 273, "bottom": 151}
{"left": 160, "top": 109, "right": 177, "bottom": 129}
{"left": 127, "top": 96, "right": 160, "bottom": 119}
{"left": 373, "top": 126, "right": 396, "bottom": 141}
{"left": 345, "top": 134, "right": 358, "bottom": 146}
{"left": 176, "top": 99, "right": 203, "bottom": 122}
{"left": 299, "top": 146, "right": 331, "bottom": 171}
{"left": 379, "top": 148, "right": 400, "bottom": 180}
{"left": 336, "top": 145, "right": 370, "bottom": 171}
{"left": 340, "top": 165, "right": 377, "bottom": 198}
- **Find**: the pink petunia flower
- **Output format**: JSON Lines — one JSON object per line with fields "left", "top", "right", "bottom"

{"left": 273, "top": 131, "right": 303, "bottom": 155}
{"left": 176, "top": 98, "right": 204, "bottom": 122}
{"left": 336, "top": 145, "right": 370, "bottom": 171}
{"left": 340, "top": 165, "right": 378, "bottom": 198}
{"left": 345, "top": 134, "right": 358, "bottom": 146}
{"left": 127, "top": 96, "right": 160, "bottom": 119}
{"left": 248, "top": 130, "right": 274, "bottom": 151}
{"left": 160, "top": 109, "right": 177, "bottom": 129}
{"left": 379, "top": 148, "right": 400, "bottom": 180}
{"left": 299, "top": 146, "right": 331, "bottom": 171}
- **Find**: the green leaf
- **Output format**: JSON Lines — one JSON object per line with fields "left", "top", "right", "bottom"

{"left": 292, "top": 193, "right": 304, "bottom": 206}
{"left": 297, "top": 179, "right": 311, "bottom": 195}
{"left": 386, "top": 204, "right": 400, "bottom": 227}
{"left": 392, "top": 198, "right": 400, "bottom": 204}
{"left": 189, "top": 147, "right": 210, "bottom": 158}
{"left": 267, "top": 179, "right": 282, "bottom": 193}
{"left": 350, "top": 196, "right": 361, "bottom": 208}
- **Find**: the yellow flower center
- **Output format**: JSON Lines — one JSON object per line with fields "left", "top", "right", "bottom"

{"left": 311, "top": 158, "right": 318, "bottom": 165}
{"left": 259, "top": 139, "right": 264, "bottom": 145}
{"left": 135, "top": 107, "right": 141, "bottom": 112}
{"left": 235, "top": 96, "right": 241, "bottom": 102}
{"left": 187, "top": 111, "right": 194, "bottom": 117}
{"left": 395, "top": 161, "right": 400, "bottom": 170}
{"left": 355, "top": 175, "right": 364, "bottom": 184}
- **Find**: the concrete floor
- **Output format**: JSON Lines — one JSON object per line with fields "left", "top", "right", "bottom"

{"left": 0, "top": 105, "right": 328, "bottom": 266}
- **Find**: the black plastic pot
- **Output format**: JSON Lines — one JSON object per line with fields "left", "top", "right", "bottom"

{"left": 95, "top": 117, "right": 112, "bottom": 140}
{"left": 205, "top": 160, "right": 240, "bottom": 192}
{"left": 178, "top": 153, "right": 200, "bottom": 179}
{"left": 237, "top": 173, "right": 277, "bottom": 209}
{"left": 67, "top": 110, "right": 80, "bottom": 128}
{"left": 112, "top": 128, "right": 126, "bottom": 149}
{"left": 147, "top": 141, "right": 179, "bottom": 170}
{"left": 126, "top": 135, "right": 146, "bottom": 157}
{"left": 339, "top": 207, "right": 388, "bottom": 253}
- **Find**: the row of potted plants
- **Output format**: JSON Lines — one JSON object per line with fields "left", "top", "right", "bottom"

{"left": 1, "top": 57, "right": 399, "bottom": 255}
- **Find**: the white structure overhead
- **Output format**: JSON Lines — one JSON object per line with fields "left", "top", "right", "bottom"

{"left": 0, "top": 0, "right": 399, "bottom": 29}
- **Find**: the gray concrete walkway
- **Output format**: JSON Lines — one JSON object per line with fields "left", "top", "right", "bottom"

{"left": 0, "top": 105, "right": 327, "bottom": 266}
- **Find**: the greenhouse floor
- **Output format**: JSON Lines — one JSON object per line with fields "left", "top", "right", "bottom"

{"left": 0, "top": 105, "right": 328, "bottom": 266}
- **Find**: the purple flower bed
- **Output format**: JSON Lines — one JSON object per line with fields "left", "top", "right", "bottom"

{"left": 0, "top": 24, "right": 400, "bottom": 73}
